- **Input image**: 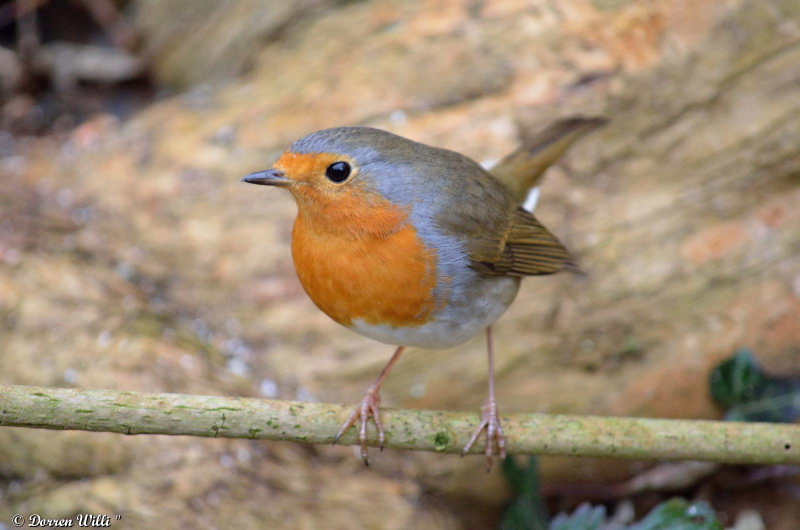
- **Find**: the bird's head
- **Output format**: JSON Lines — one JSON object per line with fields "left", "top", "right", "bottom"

{"left": 243, "top": 127, "right": 428, "bottom": 236}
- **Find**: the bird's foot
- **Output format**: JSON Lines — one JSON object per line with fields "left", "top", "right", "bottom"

{"left": 462, "top": 398, "right": 507, "bottom": 472}
{"left": 332, "top": 385, "right": 384, "bottom": 465}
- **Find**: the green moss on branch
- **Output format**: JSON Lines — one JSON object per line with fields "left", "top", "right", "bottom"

{"left": 0, "top": 384, "right": 799, "bottom": 464}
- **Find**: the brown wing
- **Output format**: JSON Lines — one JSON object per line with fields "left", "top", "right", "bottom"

{"left": 466, "top": 117, "right": 604, "bottom": 275}
{"left": 471, "top": 208, "right": 578, "bottom": 277}
{"left": 430, "top": 117, "right": 595, "bottom": 277}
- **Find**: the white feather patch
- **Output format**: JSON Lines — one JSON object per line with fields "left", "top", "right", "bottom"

{"left": 522, "top": 186, "right": 540, "bottom": 213}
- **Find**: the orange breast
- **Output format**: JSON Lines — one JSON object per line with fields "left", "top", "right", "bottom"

{"left": 291, "top": 195, "right": 440, "bottom": 328}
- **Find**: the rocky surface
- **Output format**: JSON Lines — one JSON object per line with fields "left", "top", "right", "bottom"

{"left": 2, "top": 0, "right": 800, "bottom": 527}
{"left": 133, "top": 0, "right": 345, "bottom": 88}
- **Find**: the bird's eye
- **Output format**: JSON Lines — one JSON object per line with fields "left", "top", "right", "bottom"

{"left": 325, "top": 161, "right": 351, "bottom": 183}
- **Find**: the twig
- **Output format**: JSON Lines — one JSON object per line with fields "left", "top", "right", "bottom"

{"left": 77, "top": 0, "right": 137, "bottom": 50}
{"left": 544, "top": 461, "right": 721, "bottom": 500}
{"left": 0, "top": 384, "right": 799, "bottom": 464}
{"left": 15, "top": 0, "right": 40, "bottom": 61}
{"left": 0, "top": 0, "right": 47, "bottom": 30}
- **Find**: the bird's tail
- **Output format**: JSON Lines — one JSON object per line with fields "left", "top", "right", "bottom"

{"left": 490, "top": 117, "right": 607, "bottom": 203}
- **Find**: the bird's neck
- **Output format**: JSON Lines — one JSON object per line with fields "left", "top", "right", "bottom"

{"left": 292, "top": 190, "right": 411, "bottom": 240}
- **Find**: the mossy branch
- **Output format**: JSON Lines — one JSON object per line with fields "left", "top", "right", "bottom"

{"left": 1, "top": 384, "right": 799, "bottom": 464}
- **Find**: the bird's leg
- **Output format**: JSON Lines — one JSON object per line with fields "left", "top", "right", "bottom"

{"left": 462, "top": 326, "right": 507, "bottom": 471}
{"left": 333, "top": 345, "right": 406, "bottom": 465}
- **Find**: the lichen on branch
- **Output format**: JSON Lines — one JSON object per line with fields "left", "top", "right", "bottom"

{"left": 0, "top": 384, "right": 799, "bottom": 464}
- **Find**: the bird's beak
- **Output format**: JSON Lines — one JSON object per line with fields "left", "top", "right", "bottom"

{"left": 241, "top": 169, "right": 292, "bottom": 187}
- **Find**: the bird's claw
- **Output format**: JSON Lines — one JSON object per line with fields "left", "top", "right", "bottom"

{"left": 462, "top": 399, "right": 507, "bottom": 472}
{"left": 333, "top": 386, "right": 384, "bottom": 465}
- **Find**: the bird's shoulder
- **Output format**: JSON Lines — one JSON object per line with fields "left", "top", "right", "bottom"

{"left": 431, "top": 160, "right": 575, "bottom": 277}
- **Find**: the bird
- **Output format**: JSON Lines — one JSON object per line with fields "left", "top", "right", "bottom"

{"left": 242, "top": 118, "right": 605, "bottom": 467}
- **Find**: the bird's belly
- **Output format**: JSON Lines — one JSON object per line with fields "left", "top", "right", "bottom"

{"left": 350, "top": 274, "right": 521, "bottom": 349}
{"left": 292, "top": 215, "right": 520, "bottom": 350}
{"left": 292, "top": 217, "right": 441, "bottom": 329}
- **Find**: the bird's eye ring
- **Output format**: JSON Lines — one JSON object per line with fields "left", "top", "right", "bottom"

{"left": 325, "top": 161, "right": 351, "bottom": 183}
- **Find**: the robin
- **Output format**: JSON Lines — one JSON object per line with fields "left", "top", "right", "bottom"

{"left": 243, "top": 118, "right": 604, "bottom": 467}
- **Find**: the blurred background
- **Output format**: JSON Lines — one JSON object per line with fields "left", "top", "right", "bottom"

{"left": 1, "top": 0, "right": 799, "bottom": 528}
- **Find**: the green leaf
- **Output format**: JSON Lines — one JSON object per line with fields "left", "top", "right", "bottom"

{"left": 501, "top": 456, "right": 548, "bottom": 530}
{"left": 549, "top": 503, "right": 606, "bottom": 530}
{"left": 547, "top": 499, "right": 722, "bottom": 530}
{"left": 631, "top": 499, "right": 722, "bottom": 530}
{"left": 709, "top": 349, "right": 800, "bottom": 422}
{"left": 708, "top": 350, "right": 766, "bottom": 407}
